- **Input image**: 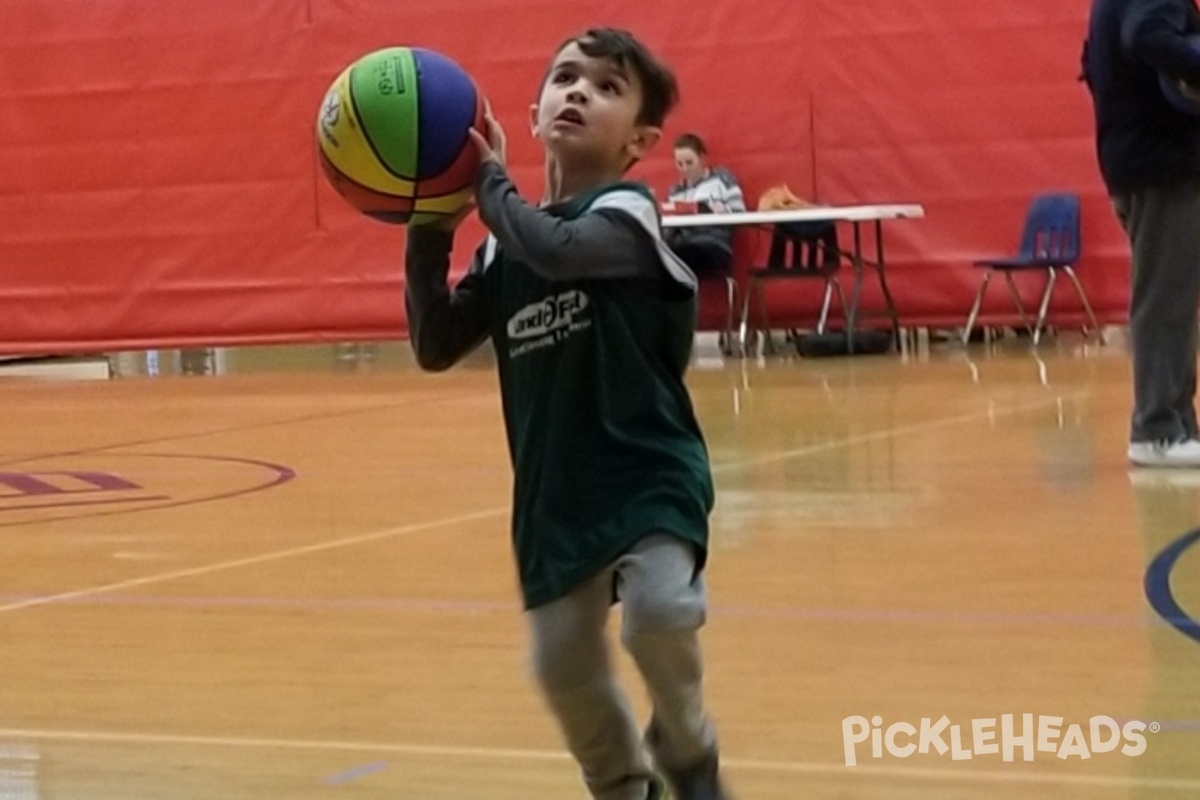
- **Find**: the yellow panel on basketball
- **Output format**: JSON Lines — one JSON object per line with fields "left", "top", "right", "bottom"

{"left": 317, "top": 68, "right": 416, "bottom": 197}
{"left": 414, "top": 186, "right": 475, "bottom": 215}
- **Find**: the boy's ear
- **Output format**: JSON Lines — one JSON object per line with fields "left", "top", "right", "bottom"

{"left": 529, "top": 103, "right": 540, "bottom": 138}
{"left": 626, "top": 125, "right": 662, "bottom": 161}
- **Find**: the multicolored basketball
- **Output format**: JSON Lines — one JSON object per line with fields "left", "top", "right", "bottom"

{"left": 316, "top": 47, "right": 485, "bottom": 225}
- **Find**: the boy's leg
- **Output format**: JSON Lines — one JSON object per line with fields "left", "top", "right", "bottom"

{"left": 527, "top": 570, "right": 655, "bottom": 800}
{"left": 614, "top": 534, "right": 723, "bottom": 791}
{"left": 1115, "top": 178, "right": 1200, "bottom": 444}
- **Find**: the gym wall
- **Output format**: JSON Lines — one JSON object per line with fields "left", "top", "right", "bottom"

{"left": 0, "top": 0, "right": 1121, "bottom": 353}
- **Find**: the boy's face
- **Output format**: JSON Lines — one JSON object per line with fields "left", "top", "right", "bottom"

{"left": 531, "top": 42, "right": 661, "bottom": 169}
{"left": 674, "top": 146, "right": 706, "bottom": 184}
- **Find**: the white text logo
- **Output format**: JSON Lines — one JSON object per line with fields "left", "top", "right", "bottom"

{"left": 842, "top": 715, "right": 1154, "bottom": 766}
{"left": 507, "top": 291, "right": 590, "bottom": 340}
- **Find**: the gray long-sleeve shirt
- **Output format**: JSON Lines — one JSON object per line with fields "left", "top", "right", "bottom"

{"left": 404, "top": 162, "right": 666, "bottom": 370}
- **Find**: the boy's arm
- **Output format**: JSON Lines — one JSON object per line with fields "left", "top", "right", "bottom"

{"left": 404, "top": 226, "right": 492, "bottom": 371}
{"left": 474, "top": 161, "right": 661, "bottom": 281}
{"left": 711, "top": 169, "right": 746, "bottom": 213}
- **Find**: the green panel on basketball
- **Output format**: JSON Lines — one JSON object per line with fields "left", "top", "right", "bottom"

{"left": 316, "top": 46, "right": 485, "bottom": 225}
{"left": 348, "top": 48, "right": 419, "bottom": 180}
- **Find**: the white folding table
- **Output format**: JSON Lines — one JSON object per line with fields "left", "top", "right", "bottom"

{"left": 663, "top": 204, "right": 926, "bottom": 353}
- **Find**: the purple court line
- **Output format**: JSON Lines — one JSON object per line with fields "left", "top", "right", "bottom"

{"left": 0, "top": 389, "right": 486, "bottom": 527}
{"left": 0, "top": 393, "right": 483, "bottom": 472}
{"left": 323, "top": 760, "right": 389, "bottom": 785}
{"left": 0, "top": 495, "right": 170, "bottom": 512}
{"left": 0, "top": 595, "right": 517, "bottom": 613}
{"left": 0, "top": 453, "right": 294, "bottom": 528}
{"left": 0, "top": 593, "right": 1178, "bottom": 628}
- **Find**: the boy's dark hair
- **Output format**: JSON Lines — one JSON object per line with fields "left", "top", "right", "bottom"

{"left": 552, "top": 28, "right": 679, "bottom": 127}
{"left": 673, "top": 133, "right": 707, "bottom": 155}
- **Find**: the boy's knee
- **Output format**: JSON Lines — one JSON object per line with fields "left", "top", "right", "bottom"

{"left": 620, "top": 584, "right": 706, "bottom": 645}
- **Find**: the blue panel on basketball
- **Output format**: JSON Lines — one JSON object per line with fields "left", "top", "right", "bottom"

{"left": 414, "top": 48, "right": 481, "bottom": 178}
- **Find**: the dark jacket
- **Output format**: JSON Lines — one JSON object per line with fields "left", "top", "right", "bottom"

{"left": 1083, "top": 0, "right": 1200, "bottom": 192}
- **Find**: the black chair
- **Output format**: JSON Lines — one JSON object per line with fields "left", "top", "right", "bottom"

{"left": 740, "top": 220, "right": 847, "bottom": 353}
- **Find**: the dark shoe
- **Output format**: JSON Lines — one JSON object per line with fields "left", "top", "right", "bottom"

{"left": 644, "top": 721, "right": 730, "bottom": 800}
{"left": 647, "top": 773, "right": 671, "bottom": 799}
{"left": 658, "top": 751, "right": 729, "bottom": 800}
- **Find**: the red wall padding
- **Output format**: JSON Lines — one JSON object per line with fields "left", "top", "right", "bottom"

{"left": 0, "top": 0, "right": 1123, "bottom": 354}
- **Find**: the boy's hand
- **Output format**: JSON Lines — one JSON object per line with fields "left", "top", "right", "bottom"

{"left": 469, "top": 104, "right": 507, "bottom": 168}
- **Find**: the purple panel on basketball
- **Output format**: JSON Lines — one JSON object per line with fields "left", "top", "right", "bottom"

{"left": 414, "top": 48, "right": 482, "bottom": 178}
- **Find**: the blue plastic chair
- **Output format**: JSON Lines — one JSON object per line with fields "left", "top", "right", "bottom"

{"left": 961, "top": 193, "right": 1098, "bottom": 345}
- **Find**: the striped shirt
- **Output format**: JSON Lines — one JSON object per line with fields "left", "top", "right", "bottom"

{"left": 665, "top": 167, "right": 746, "bottom": 252}
{"left": 666, "top": 168, "right": 746, "bottom": 213}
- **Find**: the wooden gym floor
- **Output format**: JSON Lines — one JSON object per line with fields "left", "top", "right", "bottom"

{"left": 0, "top": 335, "right": 1197, "bottom": 799}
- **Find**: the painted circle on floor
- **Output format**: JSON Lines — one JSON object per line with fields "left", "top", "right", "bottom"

{"left": 1145, "top": 528, "right": 1200, "bottom": 646}
{"left": 0, "top": 452, "right": 295, "bottom": 527}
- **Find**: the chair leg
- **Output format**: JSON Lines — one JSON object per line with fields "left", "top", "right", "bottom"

{"left": 738, "top": 279, "right": 755, "bottom": 355}
{"left": 1001, "top": 271, "right": 1035, "bottom": 336}
{"left": 962, "top": 270, "right": 993, "bottom": 345}
{"left": 756, "top": 279, "right": 776, "bottom": 354}
{"left": 817, "top": 281, "right": 834, "bottom": 335}
{"left": 1033, "top": 268, "right": 1058, "bottom": 345}
{"left": 721, "top": 277, "right": 739, "bottom": 355}
{"left": 1062, "top": 266, "right": 1100, "bottom": 338}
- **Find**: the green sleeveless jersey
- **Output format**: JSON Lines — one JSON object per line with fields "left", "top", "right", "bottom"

{"left": 481, "top": 183, "right": 714, "bottom": 608}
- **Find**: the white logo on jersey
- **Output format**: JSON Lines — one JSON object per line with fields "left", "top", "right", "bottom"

{"left": 507, "top": 291, "right": 590, "bottom": 340}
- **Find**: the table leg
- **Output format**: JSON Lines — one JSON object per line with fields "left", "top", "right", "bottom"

{"left": 846, "top": 221, "right": 865, "bottom": 353}
{"left": 874, "top": 219, "right": 901, "bottom": 343}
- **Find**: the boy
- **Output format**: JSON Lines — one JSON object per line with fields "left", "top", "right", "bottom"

{"left": 403, "top": 27, "right": 731, "bottom": 800}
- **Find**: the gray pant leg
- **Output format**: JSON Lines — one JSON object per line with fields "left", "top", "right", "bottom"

{"left": 615, "top": 533, "right": 717, "bottom": 773}
{"left": 527, "top": 570, "right": 652, "bottom": 800}
{"left": 1113, "top": 177, "right": 1200, "bottom": 443}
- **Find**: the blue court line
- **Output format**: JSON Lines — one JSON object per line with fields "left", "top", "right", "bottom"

{"left": 323, "top": 760, "right": 389, "bottom": 785}
{"left": 1144, "top": 528, "right": 1200, "bottom": 646}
